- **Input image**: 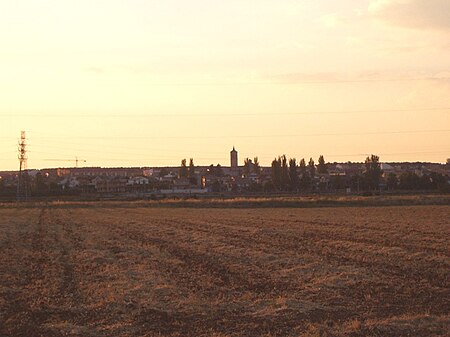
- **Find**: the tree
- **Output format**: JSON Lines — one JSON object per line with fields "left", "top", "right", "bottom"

{"left": 364, "top": 154, "right": 382, "bottom": 191}
{"left": 329, "top": 174, "right": 345, "bottom": 191}
{"left": 188, "top": 158, "right": 195, "bottom": 177}
{"left": 298, "top": 158, "right": 310, "bottom": 190}
{"left": 299, "top": 158, "right": 306, "bottom": 177}
{"left": 32, "top": 172, "right": 48, "bottom": 195}
{"left": 211, "top": 180, "right": 222, "bottom": 192}
{"left": 215, "top": 164, "right": 224, "bottom": 177}
{"left": 0, "top": 177, "right": 4, "bottom": 194}
{"left": 428, "top": 172, "right": 448, "bottom": 191}
{"left": 317, "top": 155, "right": 328, "bottom": 174}
{"left": 253, "top": 157, "right": 261, "bottom": 175}
{"left": 288, "top": 158, "right": 298, "bottom": 190}
{"left": 263, "top": 180, "right": 275, "bottom": 192}
{"left": 271, "top": 157, "right": 282, "bottom": 190}
{"left": 208, "top": 164, "right": 223, "bottom": 177}
{"left": 179, "top": 159, "right": 188, "bottom": 178}
{"left": 159, "top": 167, "right": 168, "bottom": 178}
{"left": 188, "top": 158, "right": 197, "bottom": 185}
{"left": 349, "top": 173, "right": 365, "bottom": 192}
{"left": 386, "top": 173, "right": 398, "bottom": 190}
{"left": 244, "top": 158, "right": 251, "bottom": 176}
{"left": 398, "top": 172, "right": 420, "bottom": 190}
{"left": 308, "top": 158, "right": 315, "bottom": 178}
{"left": 281, "top": 155, "right": 290, "bottom": 190}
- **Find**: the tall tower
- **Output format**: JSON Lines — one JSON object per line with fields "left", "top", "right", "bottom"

{"left": 230, "top": 146, "right": 238, "bottom": 168}
{"left": 17, "top": 131, "right": 29, "bottom": 201}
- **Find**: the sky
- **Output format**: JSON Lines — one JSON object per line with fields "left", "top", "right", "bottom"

{"left": 1, "top": 0, "right": 449, "bottom": 170}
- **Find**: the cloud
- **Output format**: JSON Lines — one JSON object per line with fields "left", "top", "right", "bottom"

{"left": 368, "top": 0, "right": 450, "bottom": 31}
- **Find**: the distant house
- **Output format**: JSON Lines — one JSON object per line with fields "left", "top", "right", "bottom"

{"left": 381, "top": 163, "right": 395, "bottom": 177}
{"left": 127, "top": 177, "right": 149, "bottom": 186}
{"left": 58, "top": 177, "right": 80, "bottom": 190}
{"left": 143, "top": 168, "right": 160, "bottom": 177}
{"left": 173, "top": 178, "right": 191, "bottom": 190}
{"left": 93, "top": 177, "right": 128, "bottom": 193}
{"left": 160, "top": 172, "right": 177, "bottom": 182}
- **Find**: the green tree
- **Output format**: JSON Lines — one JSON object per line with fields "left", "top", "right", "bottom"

{"left": 317, "top": 155, "right": 328, "bottom": 174}
{"left": 364, "top": 155, "right": 382, "bottom": 191}
{"left": 179, "top": 159, "right": 188, "bottom": 178}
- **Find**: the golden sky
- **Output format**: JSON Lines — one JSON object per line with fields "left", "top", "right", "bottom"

{"left": 1, "top": 0, "right": 450, "bottom": 170}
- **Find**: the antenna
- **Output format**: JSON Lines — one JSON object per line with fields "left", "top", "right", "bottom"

{"left": 17, "top": 131, "right": 29, "bottom": 201}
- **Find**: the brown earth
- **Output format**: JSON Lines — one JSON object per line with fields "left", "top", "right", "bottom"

{"left": 0, "top": 205, "right": 449, "bottom": 336}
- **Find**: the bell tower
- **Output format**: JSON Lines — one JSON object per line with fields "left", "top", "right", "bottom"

{"left": 230, "top": 146, "right": 238, "bottom": 168}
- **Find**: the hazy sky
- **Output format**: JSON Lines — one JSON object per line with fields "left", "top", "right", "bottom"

{"left": 1, "top": 0, "right": 449, "bottom": 170}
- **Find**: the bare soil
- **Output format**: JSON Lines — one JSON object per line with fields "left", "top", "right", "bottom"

{"left": 0, "top": 205, "right": 449, "bottom": 336}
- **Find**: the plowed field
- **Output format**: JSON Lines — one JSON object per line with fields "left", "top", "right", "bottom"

{"left": 0, "top": 205, "right": 449, "bottom": 336}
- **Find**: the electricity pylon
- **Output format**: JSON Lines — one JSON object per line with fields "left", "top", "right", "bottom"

{"left": 17, "top": 131, "right": 29, "bottom": 201}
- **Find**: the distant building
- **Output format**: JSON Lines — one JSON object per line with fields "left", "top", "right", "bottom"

{"left": 381, "top": 163, "right": 395, "bottom": 177}
{"left": 230, "top": 146, "right": 238, "bottom": 168}
{"left": 127, "top": 177, "right": 149, "bottom": 186}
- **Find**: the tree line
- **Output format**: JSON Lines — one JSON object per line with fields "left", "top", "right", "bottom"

{"left": 177, "top": 154, "right": 448, "bottom": 193}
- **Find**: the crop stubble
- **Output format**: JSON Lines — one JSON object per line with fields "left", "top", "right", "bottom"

{"left": 0, "top": 205, "right": 449, "bottom": 336}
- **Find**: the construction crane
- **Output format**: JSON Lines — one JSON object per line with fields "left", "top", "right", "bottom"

{"left": 43, "top": 157, "right": 87, "bottom": 168}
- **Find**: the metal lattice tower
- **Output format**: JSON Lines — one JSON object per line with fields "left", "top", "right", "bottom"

{"left": 17, "top": 131, "right": 29, "bottom": 201}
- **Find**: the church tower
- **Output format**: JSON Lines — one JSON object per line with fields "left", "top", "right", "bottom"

{"left": 230, "top": 146, "right": 238, "bottom": 168}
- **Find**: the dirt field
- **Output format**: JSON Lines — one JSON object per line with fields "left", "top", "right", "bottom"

{"left": 0, "top": 205, "right": 449, "bottom": 336}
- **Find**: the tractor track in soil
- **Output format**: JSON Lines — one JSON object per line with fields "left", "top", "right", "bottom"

{"left": 0, "top": 207, "right": 88, "bottom": 337}
{"left": 1, "top": 205, "right": 449, "bottom": 336}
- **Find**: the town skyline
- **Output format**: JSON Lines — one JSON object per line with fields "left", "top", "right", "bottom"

{"left": 1, "top": 139, "right": 449, "bottom": 173}
{"left": 2, "top": 147, "right": 448, "bottom": 199}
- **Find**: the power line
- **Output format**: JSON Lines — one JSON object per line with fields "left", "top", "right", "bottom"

{"left": 31, "top": 141, "right": 224, "bottom": 156}
{"left": 10, "top": 76, "right": 445, "bottom": 87}
{"left": 1, "top": 128, "right": 449, "bottom": 142}
{"left": 270, "top": 76, "right": 450, "bottom": 84}
{"left": 30, "top": 140, "right": 267, "bottom": 156}
{"left": 323, "top": 150, "right": 450, "bottom": 158}
{"left": 28, "top": 150, "right": 450, "bottom": 166}
{"left": 14, "top": 148, "right": 450, "bottom": 161}
{"left": 3, "top": 107, "right": 450, "bottom": 118}
{"left": 16, "top": 144, "right": 450, "bottom": 161}
{"left": 21, "top": 129, "right": 450, "bottom": 140}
